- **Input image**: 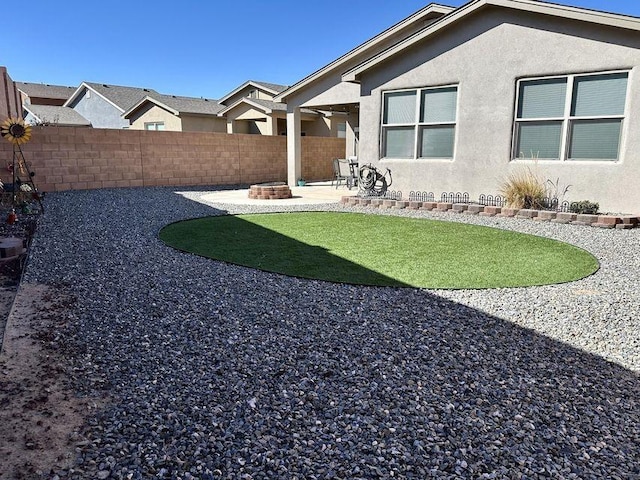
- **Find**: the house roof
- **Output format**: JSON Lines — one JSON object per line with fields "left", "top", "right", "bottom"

{"left": 273, "top": 3, "right": 454, "bottom": 103}
{"left": 64, "top": 82, "right": 160, "bottom": 112}
{"left": 24, "top": 104, "right": 90, "bottom": 126}
{"left": 217, "top": 97, "right": 318, "bottom": 116}
{"left": 343, "top": 0, "right": 640, "bottom": 82}
{"left": 16, "top": 82, "right": 75, "bottom": 101}
{"left": 122, "top": 93, "right": 224, "bottom": 119}
{"left": 218, "top": 80, "right": 288, "bottom": 104}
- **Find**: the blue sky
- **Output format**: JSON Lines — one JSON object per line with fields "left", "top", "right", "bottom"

{"left": 5, "top": 0, "right": 639, "bottom": 99}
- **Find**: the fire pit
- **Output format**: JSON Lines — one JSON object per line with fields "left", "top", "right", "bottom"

{"left": 248, "top": 182, "right": 292, "bottom": 200}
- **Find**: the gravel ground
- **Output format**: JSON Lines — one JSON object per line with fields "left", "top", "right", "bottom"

{"left": 23, "top": 187, "right": 639, "bottom": 479}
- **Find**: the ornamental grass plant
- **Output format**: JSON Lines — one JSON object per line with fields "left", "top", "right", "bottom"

{"left": 500, "top": 167, "right": 547, "bottom": 209}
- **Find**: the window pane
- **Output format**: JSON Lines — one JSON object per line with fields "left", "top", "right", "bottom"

{"left": 568, "top": 119, "right": 621, "bottom": 160}
{"left": 419, "top": 125, "right": 455, "bottom": 158}
{"left": 516, "top": 121, "right": 563, "bottom": 159}
{"left": 420, "top": 87, "right": 457, "bottom": 123}
{"left": 383, "top": 91, "right": 416, "bottom": 124}
{"left": 383, "top": 126, "right": 415, "bottom": 158}
{"left": 571, "top": 73, "right": 628, "bottom": 117}
{"left": 156, "top": 123, "right": 165, "bottom": 131}
{"left": 517, "top": 78, "right": 567, "bottom": 119}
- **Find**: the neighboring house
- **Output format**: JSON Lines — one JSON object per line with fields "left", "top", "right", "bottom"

{"left": 278, "top": 0, "right": 640, "bottom": 212}
{"left": 274, "top": 3, "right": 454, "bottom": 185}
{"left": 123, "top": 94, "right": 226, "bottom": 132}
{"left": 17, "top": 82, "right": 75, "bottom": 106}
{"left": 64, "top": 82, "right": 160, "bottom": 129}
{"left": 218, "top": 80, "right": 297, "bottom": 135}
{"left": 23, "top": 104, "right": 90, "bottom": 127}
{"left": 219, "top": 80, "right": 345, "bottom": 136}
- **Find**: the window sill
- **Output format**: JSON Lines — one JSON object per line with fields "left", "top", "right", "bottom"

{"left": 380, "top": 158, "right": 454, "bottom": 163}
{"left": 510, "top": 158, "right": 620, "bottom": 164}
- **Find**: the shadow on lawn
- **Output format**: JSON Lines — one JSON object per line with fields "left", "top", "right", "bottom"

{"left": 160, "top": 214, "right": 412, "bottom": 287}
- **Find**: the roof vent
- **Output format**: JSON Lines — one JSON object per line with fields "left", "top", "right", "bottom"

{"left": 102, "top": 84, "right": 109, "bottom": 88}
{"left": 143, "top": 88, "right": 150, "bottom": 92}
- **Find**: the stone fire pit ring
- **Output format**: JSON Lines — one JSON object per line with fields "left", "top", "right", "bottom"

{"left": 248, "top": 182, "right": 292, "bottom": 200}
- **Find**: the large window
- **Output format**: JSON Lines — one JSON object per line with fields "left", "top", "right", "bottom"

{"left": 381, "top": 85, "right": 458, "bottom": 159}
{"left": 514, "top": 71, "right": 628, "bottom": 161}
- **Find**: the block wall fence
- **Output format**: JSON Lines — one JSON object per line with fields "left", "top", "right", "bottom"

{"left": 0, "top": 126, "right": 345, "bottom": 192}
{"left": 0, "top": 67, "right": 21, "bottom": 119}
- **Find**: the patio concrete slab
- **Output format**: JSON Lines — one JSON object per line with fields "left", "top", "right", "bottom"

{"left": 189, "top": 182, "right": 355, "bottom": 206}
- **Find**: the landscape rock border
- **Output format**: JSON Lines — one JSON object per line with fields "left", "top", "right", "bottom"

{"left": 342, "top": 196, "right": 639, "bottom": 229}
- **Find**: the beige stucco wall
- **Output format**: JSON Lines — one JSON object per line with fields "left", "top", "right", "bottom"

{"left": 128, "top": 105, "right": 226, "bottom": 132}
{"left": 128, "top": 104, "right": 183, "bottom": 131}
{"left": 181, "top": 114, "right": 227, "bottom": 133}
{"left": 223, "top": 86, "right": 277, "bottom": 106}
{"left": 358, "top": 6, "right": 640, "bottom": 213}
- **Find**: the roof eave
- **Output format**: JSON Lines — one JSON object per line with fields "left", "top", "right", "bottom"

{"left": 64, "top": 82, "right": 127, "bottom": 113}
{"left": 274, "top": 3, "right": 456, "bottom": 103}
{"left": 122, "top": 96, "right": 179, "bottom": 118}
{"left": 218, "top": 80, "right": 283, "bottom": 104}
{"left": 345, "top": 0, "right": 640, "bottom": 81}
{"left": 218, "top": 98, "right": 272, "bottom": 116}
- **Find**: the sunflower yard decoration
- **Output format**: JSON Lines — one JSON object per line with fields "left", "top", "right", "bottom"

{"left": 1, "top": 116, "right": 43, "bottom": 215}
{"left": 1, "top": 117, "right": 32, "bottom": 145}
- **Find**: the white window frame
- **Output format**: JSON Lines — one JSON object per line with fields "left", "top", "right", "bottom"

{"left": 144, "top": 121, "right": 165, "bottom": 131}
{"left": 380, "top": 84, "right": 458, "bottom": 160}
{"left": 513, "top": 70, "right": 629, "bottom": 162}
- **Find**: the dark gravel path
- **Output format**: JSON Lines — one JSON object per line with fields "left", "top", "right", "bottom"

{"left": 23, "top": 188, "right": 639, "bottom": 479}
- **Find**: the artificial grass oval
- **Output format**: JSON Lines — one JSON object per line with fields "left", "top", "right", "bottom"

{"left": 159, "top": 212, "right": 599, "bottom": 289}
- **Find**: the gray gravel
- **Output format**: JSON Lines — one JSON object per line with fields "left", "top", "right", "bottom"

{"left": 24, "top": 187, "right": 639, "bottom": 479}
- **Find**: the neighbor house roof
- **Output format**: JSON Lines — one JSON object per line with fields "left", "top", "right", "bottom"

{"left": 218, "top": 80, "right": 288, "bottom": 104}
{"left": 274, "top": 3, "right": 454, "bottom": 103}
{"left": 343, "top": 0, "right": 640, "bottom": 82}
{"left": 217, "top": 97, "right": 318, "bottom": 116}
{"left": 16, "top": 82, "right": 76, "bottom": 102}
{"left": 24, "top": 104, "right": 90, "bottom": 126}
{"left": 123, "top": 93, "right": 225, "bottom": 119}
{"left": 64, "top": 82, "right": 160, "bottom": 112}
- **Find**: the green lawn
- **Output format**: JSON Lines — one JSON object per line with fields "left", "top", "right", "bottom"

{"left": 159, "top": 212, "right": 599, "bottom": 289}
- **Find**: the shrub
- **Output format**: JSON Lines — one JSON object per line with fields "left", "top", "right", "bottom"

{"left": 500, "top": 168, "right": 547, "bottom": 209}
{"left": 570, "top": 200, "right": 599, "bottom": 215}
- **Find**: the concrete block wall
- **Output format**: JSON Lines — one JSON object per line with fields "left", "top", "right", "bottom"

{"left": 0, "top": 126, "right": 345, "bottom": 191}
{"left": 0, "top": 67, "right": 21, "bottom": 119}
{"left": 301, "top": 136, "right": 345, "bottom": 181}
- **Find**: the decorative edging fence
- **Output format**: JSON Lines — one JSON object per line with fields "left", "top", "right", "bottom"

{"left": 340, "top": 196, "right": 639, "bottom": 230}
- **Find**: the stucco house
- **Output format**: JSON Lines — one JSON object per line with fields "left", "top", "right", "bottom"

{"left": 275, "top": 3, "right": 453, "bottom": 184}
{"left": 122, "top": 93, "right": 226, "bottom": 132}
{"left": 63, "top": 82, "right": 161, "bottom": 129}
{"left": 278, "top": 0, "right": 640, "bottom": 213}
{"left": 220, "top": 80, "right": 347, "bottom": 137}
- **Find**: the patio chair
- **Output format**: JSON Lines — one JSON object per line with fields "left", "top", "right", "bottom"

{"left": 332, "top": 158, "right": 356, "bottom": 189}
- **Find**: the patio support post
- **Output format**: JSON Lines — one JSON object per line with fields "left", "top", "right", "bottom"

{"left": 286, "top": 106, "right": 302, "bottom": 186}
{"left": 347, "top": 111, "right": 359, "bottom": 158}
{"left": 266, "top": 115, "right": 277, "bottom": 136}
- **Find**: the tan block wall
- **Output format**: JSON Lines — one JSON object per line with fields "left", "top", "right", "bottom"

{"left": 0, "top": 126, "right": 345, "bottom": 192}
{"left": 0, "top": 67, "right": 21, "bottom": 119}
{"left": 301, "top": 136, "right": 345, "bottom": 181}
